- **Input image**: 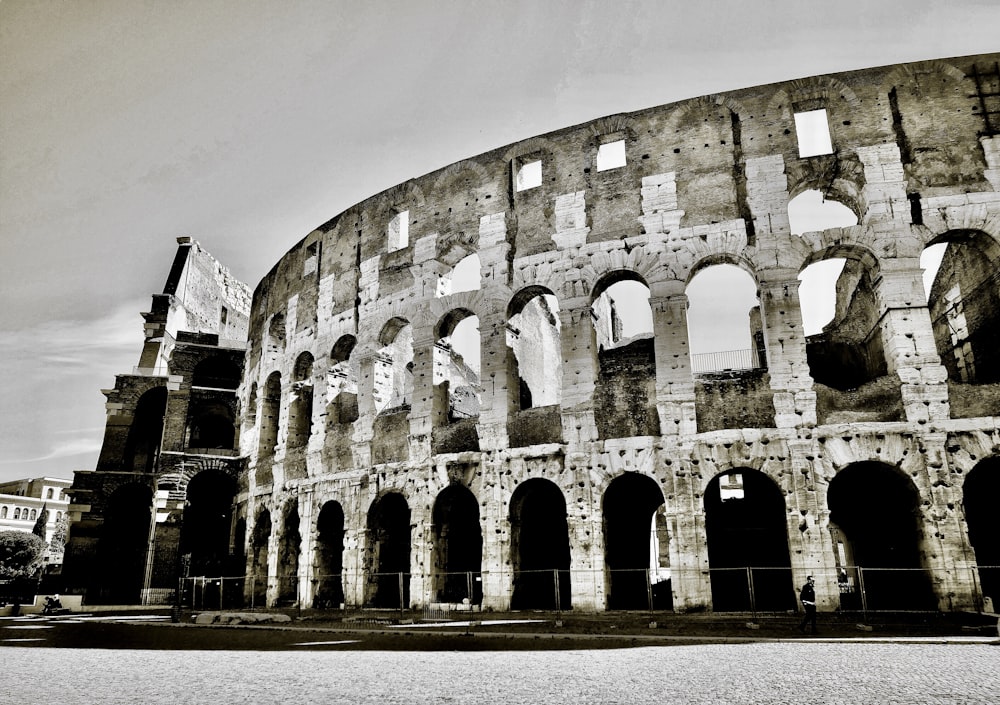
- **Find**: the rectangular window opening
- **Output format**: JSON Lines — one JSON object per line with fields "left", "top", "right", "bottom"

{"left": 515, "top": 159, "right": 542, "bottom": 191}
{"left": 597, "top": 139, "right": 627, "bottom": 171}
{"left": 303, "top": 242, "right": 319, "bottom": 277}
{"left": 388, "top": 210, "right": 409, "bottom": 252}
{"left": 794, "top": 109, "right": 834, "bottom": 158}
{"left": 719, "top": 472, "right": 745, "bottom": 501}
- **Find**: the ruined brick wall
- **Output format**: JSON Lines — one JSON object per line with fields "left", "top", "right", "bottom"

{"left": 232, "top": 54, "right": 1000, "bottom": 613}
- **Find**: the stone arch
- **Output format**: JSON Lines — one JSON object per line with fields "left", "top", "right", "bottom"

{"left": 366, "top": 491, "right": 411, "bottom": 608}
{"left": 704, "top": 468, "right": 795, "bottom": 611}
{"left": 767, "top": 75, "right": 862, "bottom": 119}
{"left": 374, "top": 317, "right": 413, "bottom": 414}
{"left": 93, "top": 482, "right": 153, "bottom": 605}
{"left": 880, "top": 59, "right": 966, "bottom": 88}
{"left": 664, "top": 93, "right": 749, "bottom": 133}
{"left": 925, "top": 229, "right": 1000, "bottom": 387}
{"left": 180, "top": 468, "right": 238, "bottom": 577}
{"left": 963, "top": 457, "right": 1000, "bottom": 611}
{"left": 603, "top": 472, "right": 670, "bottom": 610}
{"left": 287, "top": 352, "right": 314, "bottom": 449}
{"left": 431, "top": 484, "right": 483, "bottom": 604}
{"left": 258, "top": 372, "right": 281, "bottom": 457}
{"left": 430, "top": 159, "right": 495, "bottom": 197}
{"left": 250, "top": 507, "right": 272, "bottom": 605}
{"left": 507, "top": 286, "right": 562, "bottom": 412}
{"left": 327, "top": 335, "right": 359, "bottom": 425}
{"left": 509, "top": 478, "right": 571, "bottom": 610}
{"left": 785, "top": 157, "right": 867, "bottom": 220}
{"left": 432, "top": 307, "right": 481, "bottom": 441}
{"left": 123, "top": 386, "right": 167, "bottom": 474}
{"left": 589, "top": 270, "right": 658, "bottom": 439}
{"left": 828, "top": 462, "right": 935, "bottom": 611}
{"left": 314, "top": 500, "right": 345, "bottom": 608}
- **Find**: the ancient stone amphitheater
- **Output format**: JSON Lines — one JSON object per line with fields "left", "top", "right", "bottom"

{"left": 65, "top": 53, "right": 1000, "bottom": 615}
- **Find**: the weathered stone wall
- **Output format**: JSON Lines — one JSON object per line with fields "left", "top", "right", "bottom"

{"left": 236, "top": 54, "right": 1000, "bottom": 613}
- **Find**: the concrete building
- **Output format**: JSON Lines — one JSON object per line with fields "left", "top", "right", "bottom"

{"left": 0, "top": 477, "right": 72, "bottom": 565}
{"left": 64, "top": 54, "right": 1000, "bottom": 613}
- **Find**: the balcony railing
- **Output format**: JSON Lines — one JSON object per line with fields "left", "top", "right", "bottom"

{"left": 690, "top": 348, "right": 763, "bottom": 374}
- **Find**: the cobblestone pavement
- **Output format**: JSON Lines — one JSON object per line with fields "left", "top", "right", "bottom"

{"left": 3, "top": 622, "right": 997, "bottom": 705}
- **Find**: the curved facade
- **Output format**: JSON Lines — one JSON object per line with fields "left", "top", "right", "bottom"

{"left": 239, "top": 54, "right": 1000, "bottom": 613}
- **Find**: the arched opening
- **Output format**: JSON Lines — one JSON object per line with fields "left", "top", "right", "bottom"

{"left": 687, "top": 264, "right": 763, "bottom": 374}
{"left": 180, "top": 470, "right": 238, "bottom": 577}
{"left": 828, "top": 462, "right": 935, "bottom": 611}
{"left": 438, "top": 253, "right": 481, "bottom": 296}
{"left": 591, "top": 273, "right": 657, "bottom": 438}
{"left": 373, "top": 318, "right": 413, "bottom": 414}
{"left": 962, "top": 458, "right": 1000, "bottom": 611}
{"left": 93, "top": 483, "right": 152, "bottom": 604}
{"left": 787, "top": 189, "right": 858, "bottom": 237}
{"left": 191, "top": 356, "right": 241, "bottom": 389}
{"left": 603, "top": 473, "right": 670, "bottom": 610}
{"left": 287, "top": 353, "right": 314, "bottom": 449}
{"left": 366, "top": 492, "right": 411, "bottom": 608}
{"left": 326, "top": 335, "right": 359, "bottom": 425}
{"left": 186, "top": 401, "right": 236, "bottom": 450}
{"left": 432, "top": 485, "right": 483, "bottom": 605}
{"left": 434, "top": 310, "right": 481, "bottom": 422}
{"left": 276, "top": 501, "right": 301, "bottom": 605}
{"left": 687, "top": 265, "right": 772, "bottom": 432}
{"left": 704, "top": 469, "right": 794, "bottom": 611}
{"left": 314, "top": 501, "right": 345, "bottom": 608}
{"left": 507, "top": 287, "right": 562, "bottom": 410}
{"left": 258, "top": 373, "right": 281, "bottom": 457}
{"left": 925, "top": 230, "right": 1000, "bottom": 394}
{"left": 123, "top": 387, "right": 167, "bottom": 473}
{"left": 509, "top": 478, "right": 571, "bottom": 610}
{"left": 250, "top": 508, "right": 271, "bottom": 605}
{"left": 800, "top": 249, "right": 893, "bottom": 388}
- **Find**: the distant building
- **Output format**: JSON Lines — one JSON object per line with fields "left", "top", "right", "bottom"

{"left": 0, "top": 477, "right": 72, "bottom": 565}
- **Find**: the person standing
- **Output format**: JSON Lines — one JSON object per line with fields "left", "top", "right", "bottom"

{"left": 798, "top": 575, "right": 817, "bottom": 634}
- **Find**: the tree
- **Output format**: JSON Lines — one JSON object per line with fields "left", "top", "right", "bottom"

{"left": 0, "top": 531, "right": 46, "bottom": 579}
{"left": 32, "top": 505, "right": 48, "bottom": 539}
{"left": 48, "top": 512, "right": 69, "bottom": 561}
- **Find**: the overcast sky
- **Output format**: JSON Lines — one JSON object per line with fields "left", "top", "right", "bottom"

{"left": 2, "top": 0, "right": 998, "bottom": 483}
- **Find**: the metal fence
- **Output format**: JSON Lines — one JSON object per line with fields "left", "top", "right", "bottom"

{"left": 179, "top": 564, "right": 1000, "bottom": 617}
{"left": 690, "top": 348, "right": 763, "bottom": 374}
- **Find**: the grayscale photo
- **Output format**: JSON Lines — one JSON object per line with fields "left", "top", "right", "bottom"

{"left": 1, "top": 1, "right": 998, "bottom": 703}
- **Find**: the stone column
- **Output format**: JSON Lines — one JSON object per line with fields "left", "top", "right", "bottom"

{"left": 476, "top": 305, "right": 511, "bottom": 451}
{"left": 408, "top": 325, "right": 436, "bottom": 462}
{"left": 649, "top": 283, "right": 697, "bottom": 437}
{"left": 558, "top": 299, "right": 599, "bottom": 444}
{"left": 874, "top": 258, "right": 950, "bottom": 422}
{"left": 757, "top": 268, "right": 816, "bottom": 428}
{"left": 663, "top": 457, "right": 713, "bottom": 611}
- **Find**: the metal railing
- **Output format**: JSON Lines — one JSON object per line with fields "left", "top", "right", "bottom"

{"left": 691, "top": 348, "right": 763, "bottom": 374}
{"left": 176, "top": 564, "right": 999, "bottom": 617}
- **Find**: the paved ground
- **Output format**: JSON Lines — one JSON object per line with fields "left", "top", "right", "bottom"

{"left": 1, "top": 612, "right": 997, "bottom": 703}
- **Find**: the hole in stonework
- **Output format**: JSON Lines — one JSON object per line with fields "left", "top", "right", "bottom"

{"left": 597, "top": 140, "right": 627, "bottom": 171}
{"left": 515, "top": 160, "right": 542, "bottom": 191}
{"left": 794, "top": 109, "right": 834, "bottom": 157}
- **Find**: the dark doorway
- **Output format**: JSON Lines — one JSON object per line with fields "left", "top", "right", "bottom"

{"left": 828, "top": 462, "right": 935, "bottom": 611}
{"left": 603, "top": 473, "right": 670, "bottom": 610}
{"left": 510, "top": 479, "right": 572, "bottom": 610}
{"left": 180, "top": 470, "right": 237, "bottom": 577}
{"left": 963, "top": 458, "right": 1000, "bottom": 611}
{"left": 314, "top": 501, "right": 345, "bottom": 608}
{"left": 432, "top": 485, "right": 483, "bottom": 604}
{"left": 705, "top": 469, "right": 795, "bottom": 611}
{"left": 124, "top": 387, "right": 167, "bottom": 473}
{"left": 366, "top": 493, "right": 411, "bottom": 608}
{"left": 93, "top": 483, "right": 153, "bottom": 604}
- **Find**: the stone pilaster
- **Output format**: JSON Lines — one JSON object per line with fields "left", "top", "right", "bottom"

{"left": 874, "top": 257, "right": 950, "bottom": 422}
{"left": 558, "top": 300, "right": 599, "bottom": 444}
{"left": 757, "top": 269, "right": 816, "bottom": 427}
{"left": 649, "top": 284, "right": 697, "bottom": 437}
